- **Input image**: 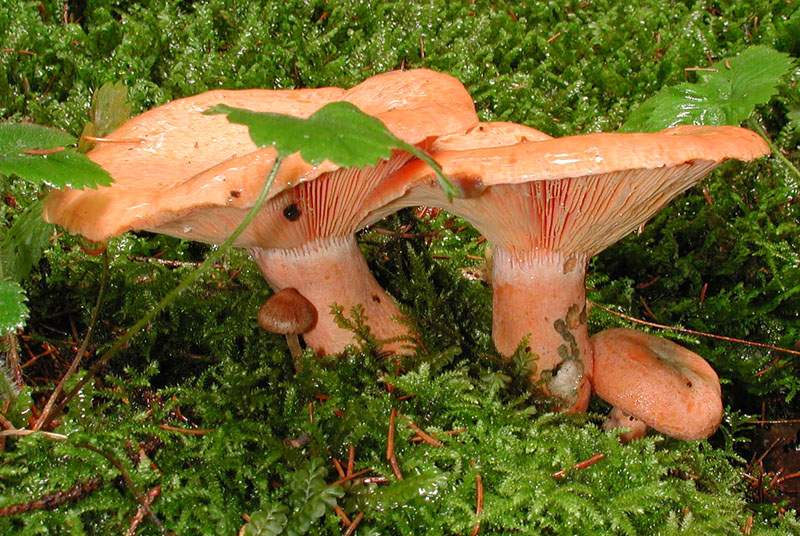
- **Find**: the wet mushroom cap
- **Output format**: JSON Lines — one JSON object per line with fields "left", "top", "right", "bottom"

{"left": 43, "top": 69, "right": 478, "bottom": 244}
{"left": 258, "top": 288, "right": 318, "bottom": 335}
{"left": 591, "top": 328, "right": 723, "bottom": 441}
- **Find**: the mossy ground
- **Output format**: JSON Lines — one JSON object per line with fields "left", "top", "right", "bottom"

{"left": 1, "top": 1, "right": 799, "bottom": 534}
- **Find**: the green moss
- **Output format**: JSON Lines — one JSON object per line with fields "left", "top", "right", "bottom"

{"left": 1, "top": 0, "right": 799, "bottom": 533}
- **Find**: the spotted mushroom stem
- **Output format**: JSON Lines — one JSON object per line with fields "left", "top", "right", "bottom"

{"left": 492, "top": 247, "right": 592, "bottom": 412}
{"left": 251, "top": 236, "right": 414, "bottom": 356}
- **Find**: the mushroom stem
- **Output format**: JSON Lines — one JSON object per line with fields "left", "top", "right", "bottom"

{"left": 251, "top": 236, "right": 413, "bottom": 356}
{"left": 492, "top": 247, "right": 592, "bottom": 411}
{"left": 286, "top": 334, "right": 303, "bottom": 362}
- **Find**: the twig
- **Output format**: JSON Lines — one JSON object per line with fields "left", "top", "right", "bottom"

{"left": 343, "top": 512, "right": 364, "bottom": 536}
{"left": 0, "top": 412, "right": 15, "bottom": 430}
{"left": 387, "top": 408, "right": 403, "bottom": 480}
{"left": 552, "top": 453, "right": 605, "bottom": 479}
{"left": 79, "top": 444, "right": 166, "bottom": 533}
{"left": 0, "top": 476, "right": 102, "bottom": 517}
{"left": 405, "top": 420, "right": 443, "bottom": 447}
{"left": 82, "top": 136, "right": 143, "bottom": 144}
{"left": 22, "top": 147, "right": 65, "bottom": 156}
{"left": 126, "top": 485, "right": 161, "bottom": 536}
{"left": 333, "top": 505, "right": 351, "bottom": 526}
{"left": 347, "top": 445, "right": 355, "bottom": 477}
{"left": 35, "top": 252, "right": 109, "bottom": 431}
{"left": 57, "top": 157, "right": 284, "bottom": 414}
{"left": 362, "top": 476, "right": 389, "bottom": 485}
{"left": 591, "top": 301, "right": 800, "bottom": 357}
{"left": 469, "top": 473, "right": 484, "bottom": 536}
{"left": 331, "top": 468, "right": 371, "bottom": 487}
{"left": 332, "top": 458, "right": 346, "bottom": 479}
{"left": 2, "top": 333, "right": 23, "bottom": 387}
{"left": 157, "top": 424, "right": 213, "bottom": 436}
{"left": 0, "top": 429, "right": 67, "bottom": 440}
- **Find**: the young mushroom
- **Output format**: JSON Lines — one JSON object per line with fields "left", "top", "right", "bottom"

{"left": 368, "top": 123, "right": 768, "bottom": 410}
{"left": 44, "top": 69, "right": 478, "bottom": 357}
{"left": 258, "top": 288, "right": 317, "bottom": 361}
{"left": 591, "top": 328, "right": 723, "bottom": 441}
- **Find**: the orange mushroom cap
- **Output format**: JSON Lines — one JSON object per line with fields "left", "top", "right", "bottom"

{"left": 43, "top": 69, "right": 478, "bottom": 245}
{"left": 365, "top": 124, "right": 769, "bottom": 257}
{"left": 591, "top": 328, "right": 723, "bottom": 441}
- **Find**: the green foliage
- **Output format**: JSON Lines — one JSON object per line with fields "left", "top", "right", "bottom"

{"left": 0, "top": 123, "right": 112, "bottom": 188}
{"left": 208, "top": 101, "right": 458, "bottom": 198}
{"left": 0, "top": 279, "right": 27, "bottom": 334}
{"left": 0, "top": 200, "right": 52, "bottom": 282}
{"left": 78, "top": 81, "right": 132, "bottom": 152}
{"left": 623, "top": 46, "right": 795, "bottom": 131}
{"left": 207, "top": 102, "right": 399, "bottom": 167}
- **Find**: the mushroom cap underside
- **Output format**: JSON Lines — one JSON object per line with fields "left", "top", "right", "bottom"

{"left": 44, "top": 69, "right": 478, "bottom": 242}
{"left": 591, "top": 328, "right": 723, "bottom": 441}
{"left": 361, "top": 124, "right": 768, "bottom": 257}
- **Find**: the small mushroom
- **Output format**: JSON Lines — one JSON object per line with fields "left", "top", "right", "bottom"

{"left": 258, "top": 288, "right": 317, "bottom": 361}
{"left": 370, "top": 123, "right": 768, "bottom": 411}
{"left": 591, "top": 328, "right": 723, "bottom": 441}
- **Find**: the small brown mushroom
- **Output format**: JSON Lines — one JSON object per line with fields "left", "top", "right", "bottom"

{"left": 591, "top": 328, "right": 723, "bottom": 441}
{"left": 258, "top": 288, "right": 317, "bottom": 361}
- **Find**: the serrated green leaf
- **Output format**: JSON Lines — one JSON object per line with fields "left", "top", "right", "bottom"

{"left": 623, "top": 46, "right": 795, "bottom": 131}
{"left": 206, "top": 101, "right": 459, "bottom": 199}
{"left": 0, "top": 123, "right": 113, "bottom": 188}
{"left": 0, "top": 200, "right": 53, "bottom": 282}
{"left": 205, "top": 101, "right": 399, "bottom": 167}
{"left": 0, "top": 279, "right": 28, "bottom": 335}
{"left": 91, "top": 81, "right": 131, "bottom": 137}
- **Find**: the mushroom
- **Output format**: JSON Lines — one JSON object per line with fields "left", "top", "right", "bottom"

{"left": 258, "top": 288, "right": 317, "bottom": 361}
{"left": 368, "top": 123, "right": 768, "bottom": 410}
{"left": 591, "top": 328, "right": 723, "bottom": 441}
{"left": 44, "top": 69, "right": 478, "bottom": 356}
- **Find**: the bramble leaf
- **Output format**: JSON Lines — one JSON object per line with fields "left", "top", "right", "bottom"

{"left": 0, "top": 123, "right": 113, "bottom": 188}
{"left": 0, "top": 279, "right": 27, "bottom": 335}
{"left": 205, "top": 102, "right": 398, "bottom": 167}
{"left": 623, "top": 46, "right": 795, "bottom": 131}
{"left": 206, "top": 102, "right": 459, "bottom": 199}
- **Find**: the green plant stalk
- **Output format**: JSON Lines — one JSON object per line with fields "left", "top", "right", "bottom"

{"left": 33, "top": 251, "right": 110, "bottom": 431}
{"left": 748, "top": 117, "right": 800, "bottom": 186}
{"left": 400, "top": 142, "right": 457, "bottom": 200}
{"left": 57, "top": 156, "right": 285, "bottom": 412}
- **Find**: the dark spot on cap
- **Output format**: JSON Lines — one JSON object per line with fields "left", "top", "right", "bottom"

{"left": 371, "top": 294, "right": 381, "bottom": 303}
{"left": 686, "top": 381, "right": 693, "bottom": 388}
{"left": 283, "top": 203, "right": 301, "bottom": 221}
{"left": 454, "top": 175, "right": 487, "bottom": 198}
{"left": 230, "top": 190, "right": 241, "bottom": 198}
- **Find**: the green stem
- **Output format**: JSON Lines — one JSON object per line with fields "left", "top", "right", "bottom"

{"left": 58, "top": 156, "right": 284, "bottom": 409}
{"left": 748, "top": 118, "right": 800, "bottom": 186}
{"left": 400, "top": 142, "right": 457, "bottom": 201}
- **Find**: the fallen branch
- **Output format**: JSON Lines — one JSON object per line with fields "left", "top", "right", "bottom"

{"left": 157, "top": 424, "right": 213, "bottom": 436}
{"left": 0, "top": 476, "right": 102, "bottom": 516}
{"left": 126, "top": 484, "right": 161, "bottom": 536}
{"left": 343, "top": 512, "right": 364, "bottom": 536}
{"left": 552, "top": 453, "right": 605, "bottom": 479}
{"left": 387, "top": 408, "right": 403, "bottom": 480}
{"left": 469, "top": 473, "right": 484, "bottom": 536}
{"left": 591, "top": 301, "right": 800, "bottom": 357}
{"left": 405, "top": 419, "right": 443, "bottom": 447}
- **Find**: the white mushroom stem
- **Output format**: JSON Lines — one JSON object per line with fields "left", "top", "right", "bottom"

{"left": 492, "top": 247, "right": 592, "bottom": 411}
{"left": 251, "top": 236, "right": 413, "bottom": 356}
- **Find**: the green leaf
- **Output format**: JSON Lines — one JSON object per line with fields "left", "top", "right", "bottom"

{"left": 246, "top": 503, "right": 289, "bottom": 536}
{"left": 205, "top": 101, "right": 399, "bottom": 167}
{"left": 0, "top": 123, "right": 113, "bottom": 188}
{"left": 0, "top": 200, "right": 53, "bottom": 282}
{"left": 91, "top": 81, "right": 131, "bottom": 137}
{"left": 206, "top": 102, "right": 460, "bottom": 199}
{"left": 788, "top": 110, "right": 800, "bottom": 127}
{"left": 79, "top": 82, "right": 133, "bottom": 152}
{"left": 623, "top": 46, "right": 795, "bottom": 131}
{"left": 0, "top": 279, "right": 28, "bottom": 335}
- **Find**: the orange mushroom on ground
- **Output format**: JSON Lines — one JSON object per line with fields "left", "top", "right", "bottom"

{"left": 591, "top": 328, "right": 723, "bottom": 441}
{"left": 368, "top": 123, "right": 769, "bottom": 411}
{"left": 44, "top": 69, "right": 478, "bottom": 357}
